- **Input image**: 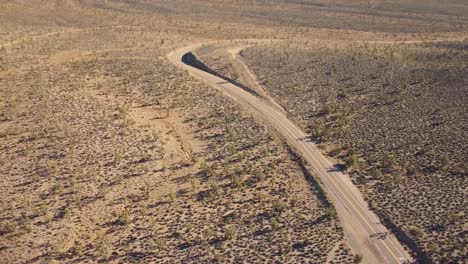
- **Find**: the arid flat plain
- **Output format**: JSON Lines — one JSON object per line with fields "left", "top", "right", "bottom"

{"left": 1, "top": 1, "right": 467, "bottom": 263}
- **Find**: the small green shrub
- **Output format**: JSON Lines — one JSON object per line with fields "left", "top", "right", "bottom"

{"left": 224, "top": 226, "right": 237, "bottom": 240}
{"left": 270, "top": 218, "right": 280, "bottom": 231}
{"left": 272, "top": 200, "right": 288, "bottom": 214}
{"left": 372, "top": 169, "right": 383, "bottom": 180}
{"left": 204, "top": 228, "right": 216, "bottom": 240}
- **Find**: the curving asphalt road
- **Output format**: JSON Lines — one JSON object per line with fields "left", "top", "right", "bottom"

{"left": 168, "top": 43, "right": 413, "bottom": 264}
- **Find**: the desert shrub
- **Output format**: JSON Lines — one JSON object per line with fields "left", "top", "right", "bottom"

{"left": 353, "top": 254, "right": 363, "bottom": 264}
{"left": 405, "top": 165, "right": 416, "bottom": 175}
{"left": 224, "top": 226, "right": 237, "bottom": 240}
{"left": 230, "top": 174, "right": 244, "bottom": 189}
{"left": 62, "top": 205, "right": 73, "bottom": 219}
{"left": 324, "top": 206, "right": 337, "bottom": 219}
{"left": 345, "top": 153, "right": 358, "bottom": 169}
{"left": 150, "top": 238, "right": 166, "bottom": 251}
{"left": 447, "top": 211, "right": 462, "bottom": 223}
{"left": 392, "top": 174, "right": 402, "bottom": 184}
{"left": 383, "top": 154, "right": 397, "bottom": 170}
{"left": 259, "top": 191, "right": 271, "bottom": 208}
{"left": 209, "top": 181, "right": 221, "bottom": 196}
{"left": 204, "top": 228, "right": 216, "bottom": 240}
{"left": 200, "top": 162, "right": 215, "bottom": 178}
{"left": 188, "top": 152, "right": 197, "bottom": 163}
{"left": 22, "top": 217, "right": 33, "bottom": 233}
{"left": 51, "top": 183, "right": 64, "bottom": 194}
{"left": 290, "top": 194, "right": 301, "bottom": 207}
{"left": 118, "top": 209, "right": 132, "bottom": 226}
{"left": 168, "top": 192, "right": 177, "bottom": 203}
{"left": 139, "top": 164, "right": 150, "bottom": 175}
{"left": 44, "top": 211, "right": 53, "bottom": 223}
{"left": 72, "top": 193, "right": 82, "bottom": 207}
{"left": 0, "top": 131, "right": 8, "bottom": 138}
{"left": 272, "top": 200, "right": 288, "bottom": 214}
{"left": 372, "top": 169, "right": 383, "bottom": 180}
{"left": 190, "top": 178, "right": 200, "bottom": 191}
{"left": 0, "top": 221, "right": 17, "bottom": 235}
{"left": 31, "top": 174, "right": 40, "bottom": 183}
{"left": 441, "top": 154, "right": 450, "bottom": 168}
{"left": 408, "top": 226, "right": 424, "bottom": 240}
{"left": 37, "top": 204, "right": 49, "bottom": 216}
{"left": 427, "top": 244, "right": 439, "bottom": 253}
{"left": 270, "top": 218, "right": 280, "bottom": 231}
{"left": 244, "top": 203, "right": 254, "bottom": 212}
{"left": 253, "top": 169, "right": 265, "bottom": 182}
{"left": 118, "top": 105, "right": 128, "bottom": 117}
{"left": 312, "top": 120, "right": 325, "bottom": 139}
{"left": 324, "top": 100, "right": 338, "bottom": 115}
{"left": 212, "top": 253, "right": 225, "bottom": 262}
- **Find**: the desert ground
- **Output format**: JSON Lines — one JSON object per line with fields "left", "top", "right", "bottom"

{"left": 1, "top": 0, "right": 467, "bottom": 263}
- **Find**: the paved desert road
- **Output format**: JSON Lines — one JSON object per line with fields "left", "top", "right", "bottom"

{"left": 168, "top": 43, "right": 413, "bottom": 264}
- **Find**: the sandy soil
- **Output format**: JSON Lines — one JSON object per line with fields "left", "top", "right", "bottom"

{"left": 1, "top": 0, "right": 467, "bottom": 263}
